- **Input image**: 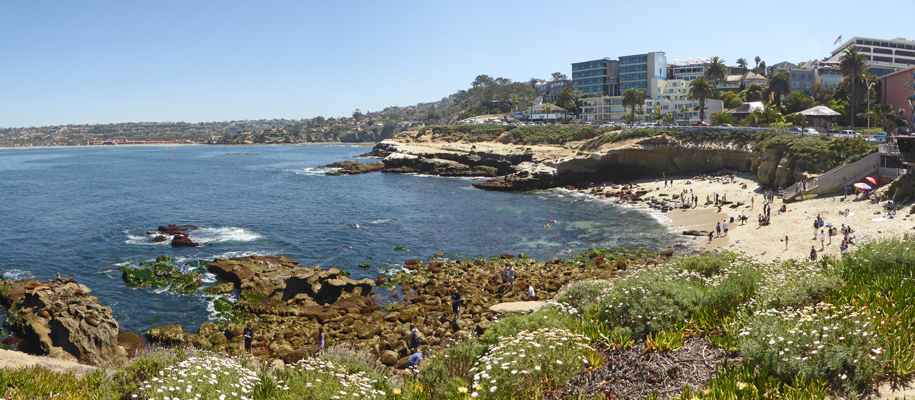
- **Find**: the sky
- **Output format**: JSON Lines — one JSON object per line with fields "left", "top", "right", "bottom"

{"left": 2, "top": 0, "right": 913, "bottom": 128}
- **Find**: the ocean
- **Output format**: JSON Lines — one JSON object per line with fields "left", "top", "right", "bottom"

{"left": 0, "top": 144, "right": 681, "bottom": 333}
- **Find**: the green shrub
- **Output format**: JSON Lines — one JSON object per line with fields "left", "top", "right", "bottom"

{"left": 480, "top": 308, "right": 576, "bottom": 346}
{"left": 414, "top": 340, "right": 488, "bottom": 399}
{"left": 0, "top": 366, "right": 119, "bottom": 400}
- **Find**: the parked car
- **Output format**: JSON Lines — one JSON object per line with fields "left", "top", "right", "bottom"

{"left": 721, "top": 124, "right": 733, "bottom": 127}
{"left": 790, "top": 127, "right": 803, "bottom": 133}
{"left": 804, "top": 128, "right": 819, "bottom": 135}
{"left": 692, "top": 122, "right": 709, "bottom": 126}
{"left": 841, "top": 130, "right": 858, "bottom": 135}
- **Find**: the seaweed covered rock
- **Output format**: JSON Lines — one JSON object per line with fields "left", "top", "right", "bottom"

{"left": 0, "top": 276, "right": 128, "bottom": 367}
{"left": 119, "top": 256, "right": 202, "bottom": 293}
{"left": 320, "top": 161, "right": 384, "bottom": 175}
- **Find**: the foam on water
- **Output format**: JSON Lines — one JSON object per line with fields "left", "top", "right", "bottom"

{"left": 124, "top": 229, "right": 172, "bottom": 246}
{"left": 294, "top": 167, "right": 341, "bottom": 175}
{"left": 2, "top": 269, "right": 34, "bottom": 280}
{"left": 370, "top": 218, "right": 393, "bottom": 224}
{"left": 192, "top": 227, "right": 262, "bottom": 244}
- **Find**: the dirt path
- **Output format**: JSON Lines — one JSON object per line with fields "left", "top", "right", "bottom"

{"left": 0, "top": 349, "right": 104, "bottom": 377}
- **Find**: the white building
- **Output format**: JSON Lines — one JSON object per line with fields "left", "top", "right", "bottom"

{"left": 579, "top": 79, "right": 723, "bottom": 124}
{"left": 824, "top": 36, "right": 915, "bottom": 77}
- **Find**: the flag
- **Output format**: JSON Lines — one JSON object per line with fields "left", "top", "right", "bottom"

{"left": 834, "top": 35, "right": 842, "bottom": 45}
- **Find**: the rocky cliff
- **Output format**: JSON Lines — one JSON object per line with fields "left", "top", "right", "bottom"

{"left": 374, "top": 128, "right": 869, "bottom": 190}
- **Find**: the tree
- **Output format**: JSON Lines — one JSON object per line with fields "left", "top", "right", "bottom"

{"left": 551, "top": 72, "right": 568, "bottom": 82}
{"left": 745, "top": 83, "right": 765, "bottom": 102}
{"left": 662, "top": 112, "right": 676, "bottom": 124}
{"left": 622, "top": 88, "right": 646, "bottom": 125}
{"left": 754, "top": 61, "right": 767, "bottom": 76}
{"left": 556, "top": 87, "right": 575, "bottom": 111}
{"left": 755, "top": 56, "right": 761, "bottom": 68}
{"left": 783, "top": 91, "right": 817, "bottom": 114}
{"left": 711, "top": 112, "right": 733, "bottom": 125}
{"left": 352, "top": 109, "right": 364, "bottom": 121}
{"left": 705, "top": 57, "right": 727, "bottom": 89}
{"left": 688, "top": 76, "right": 714, "bottom": 122}
{"left": 650, "top": 105, "right": 663, "bottom": 122}
{"left": 839, "top": 45, "right": 868, "bottom": 127}
{"left": 737, "top": 58, "right": 748, "bottom": 68}
{"left": 811, "top": 84, "right": 836, "bottom": 105}
{"left": 767, "top": 72, "right": 791, "bottom": 109}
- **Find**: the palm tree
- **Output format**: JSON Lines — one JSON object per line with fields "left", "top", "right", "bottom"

{"left": 839, "top": 45, "right": 868, "bottom": 127}
{"left": 737, "top": 58, "right": 748, "bottom": 69}
{"left": 705, "top": 57, "right": 727, "bottom": 89}
{"left": 662, "top": 112, "right": 676, "bottom": 124}
{"left": 622, "top": 88, "right": 645, "bottom": 125}
{"left": 556, "top": 87, "right": 574, "bottom": 111}
{"left": 755, "top": 56, "right": 761, "bottom": 68}
{"left": 688, "top": 77, "right": 714, "bottom": 123}
{"left": 767, "top": 72, "right": 791, "bottom": 110}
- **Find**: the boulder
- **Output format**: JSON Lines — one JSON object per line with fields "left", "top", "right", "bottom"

{"left": 158, "top": 224, "right": 198, "bottom": 235}
{"left": 171, "top": 234, "right": 199, "bottom": 248}
{"left": 0, "top": 278, "right": 128, "bottom": 367}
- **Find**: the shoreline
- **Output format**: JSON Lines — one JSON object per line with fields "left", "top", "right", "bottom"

{"left": 0, "top": 142, "right": 377, "bottom": 150}
{"left": 591, "top": 172, "right": 911, "bottom": 263}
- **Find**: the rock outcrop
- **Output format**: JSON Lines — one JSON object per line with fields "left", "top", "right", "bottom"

{"left": 319, "top": 161, "right": 384, "bottom": 175}
{"left": 0, "top": 277, "right": 128, "bottom": 367}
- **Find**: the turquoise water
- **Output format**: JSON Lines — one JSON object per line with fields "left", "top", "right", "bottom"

{"left": 0, "top": 145, "right": 681, "bottom": 333}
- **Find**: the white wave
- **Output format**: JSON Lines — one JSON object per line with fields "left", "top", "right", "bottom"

{"left": 192, "top": 227, "right": 262, "bottom": 244}
{"left": 210, "top": 250, "right": 279, "bottom": 260}
{"left": 200, "top": 272, "right": 217, "bottom": 284}
{"left": 124, "top": 229, "right": 171, "bottom": 246}
{"left": 3, "top": 269, "right": 34, "bottom": 280}
{"left": 205, "top": 291, "right": 239, "bottom": 321}
{"left": 153, "top": 285, "right": 171, "bottom": 294}
{"left": 369, "top": 218, "right": 393, "bottom": 224}
{"left": 294, "top": 167, "right": 341, "bottom": 175}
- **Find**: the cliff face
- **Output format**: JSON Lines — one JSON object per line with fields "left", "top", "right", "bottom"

{"left": 374, "top": 132, "right": 841, "bottom": 190}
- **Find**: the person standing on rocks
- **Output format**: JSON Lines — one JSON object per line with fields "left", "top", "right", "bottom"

{"left": 527, "top": 285, "right": 535, "bottom": 301}
{"left": 243, "top": 324, "right": 254, "bottom": 354}
{"left": 318, "top": 326, "right": 325, "bottom": 351}
{"left": 408, "top": 324, "right": 422, "bottom": 351}
{"left": 507, "top": 265, "right": 515, "bottom": 289}
{"left": 501, "top": 264, "right": 510, "bottom": 287}
{"left": 450, "top": 287, "right": 462, "bottom": 321}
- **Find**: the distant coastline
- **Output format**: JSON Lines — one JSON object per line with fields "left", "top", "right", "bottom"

{"left": 0, "top": 142, "right": 377, "bottom": 150}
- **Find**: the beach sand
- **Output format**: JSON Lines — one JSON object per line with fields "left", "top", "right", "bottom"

{"left": 625, "top": 172, "right": 911, "bottom": 263}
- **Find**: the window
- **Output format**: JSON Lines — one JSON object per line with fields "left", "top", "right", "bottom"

{"left": 804, "top": 82, "right": 811, "bottom": 88}
{"left": 863, "top": 40, "right": 872, "bottom": 45}
{"left": 620, "top": 64, "right": 647, "bottom": 73}
{"left": 873, "top": 56, "right": 893, "bottom": 63}
{"left": 874, "top": 48, "right": 893, "bottom": 55}
{"left": 896, "top": 50, "right": 915, "bottom": 58}
{"left": 620, "top": 73, "right": 647, "bottom": 81}
{"left": 791, "top": 73, "right": 797, "bottom": 79}
{"left": 792, "top": 82, "right": 799, "bottom": 88}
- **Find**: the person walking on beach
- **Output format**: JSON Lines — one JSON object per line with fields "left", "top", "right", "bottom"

{"left": 708, "top": 230, "right": 714, "bottom": 243}
{"left": 819, "top": 230, "right": 826, "bottom": 250}
{"left": 243, "top": 324, "right": 254, "bottom": 354}
{"left": 785, "top": 236, "right": 789, "bottom": 250}
{"left": 450, "top": 287, "right": 462, "bottom": 321}
{"left": 716, "top": 222, "right": 721, "bottom": 237}
{"left": 722, "top": 220, "right": 729, "bottom": 236}
{"left": 751, "top": 197, "right": 754, "bottom": 209}
{"left": 813, "top": 220, "right": 819, "bottom": 240}
{"left": 810, "top": 246, "right": 817, "bottom": 261}
{"left": 318, "top": 326, "right": 325, "bottom": 350}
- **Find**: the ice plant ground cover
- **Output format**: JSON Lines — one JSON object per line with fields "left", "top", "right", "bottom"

{"left": 135, "top": 352, "right": 261, "bottom": 400}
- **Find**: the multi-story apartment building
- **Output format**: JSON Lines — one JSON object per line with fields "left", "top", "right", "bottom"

{"left": 534, "top": 80, "right": 571, "bottom": 104}
{"left": 579, "top": 79, "right": 723, "bottom": 124}
{"left": 717, "top": 72, "right": 767, "bottom": 92}
{"left": 824, "top": 36, "right": 915, "bottom": 77}
{"left": 768, "top": 61, "right": 817, "bottom": 95}
{"left": 669, "top": 60, "right": 706, "bottom": 81}
{"left": 619, "top": 52, "right": 667, "bottom": 99}
{"left": 571, "top": 58, "right": 620, "bottom": 96}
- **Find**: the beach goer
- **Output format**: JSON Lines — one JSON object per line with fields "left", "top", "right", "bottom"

{"left": 784, "top": 236, "right": 789, "bottom": 250}
{"left": 813, "top": 220, "right": 819, "bottom": 239}
{"left": 451, "top": 287, "right": 462, "bottom": 321}
{"left": 723, "top": 220, "right": 729, "bottom": 236}
{"left": 708, "top": 230, "right": 713, "bottom": 243}
{"left": 751, "top": 197, "right": 754, "bottom": 209}
{"left": 408, "top": 324, "right": 422, "bottom": 351}
{"left": 840, "top": 239, "right": 849, "bottom": 252}
{"left": 819, "top": 230, "right": 826, "bottom": 250}
{"left": 501, "top": 265, "right": 510, "bottom": 286}
{"left": 716, "top": 222, "right": 721, "bottom": 237}
{"left": 408, "top": 351, "right": 423, "bottom": 368}
{"left": 243, "top": 324, "right": 254, "bottom": 354}
{"left": 810, "top": 246, "right": 817, "bottom": 261}
{"left": 318, "top": 326, "right": 325, "bottom": 350}
{"left": 527, "top": 285, "right": 535, "bottom": 301}
{"left": 507, "top": 265, "right": 515, "bottom": 289}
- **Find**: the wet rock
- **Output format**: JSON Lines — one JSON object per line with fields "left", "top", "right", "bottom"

{"left": 158, "top": 224, "right": 198, "bottom": 235}
{"left": 171, "top": 234, "right": 200, "bottom": 247}
{"left": 117, "top": 331, "right": 146, "bottom": 357}
{"left": 319, "top": 161, "right": 384, "bottom": 175}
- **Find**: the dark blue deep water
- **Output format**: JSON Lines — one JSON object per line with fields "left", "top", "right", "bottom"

{"left": 0, "top": 145, "right": 680, "bottom": 333}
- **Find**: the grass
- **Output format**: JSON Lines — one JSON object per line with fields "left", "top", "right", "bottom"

{"left": 4, "top": 239, "right": 915, "bottom": 399}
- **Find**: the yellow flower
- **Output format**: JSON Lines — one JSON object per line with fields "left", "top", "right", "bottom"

{"left": 458, "top": 387, "right": 468, "bottom": 393}
{"left": 393, "top": 388, "right": 402, "bottom": 395}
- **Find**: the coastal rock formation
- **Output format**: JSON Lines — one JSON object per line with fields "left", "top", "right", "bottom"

{"left": 158, "top": 224, "right": 197, "bottom": 235}
{"left": 145, "top": 251, "right": 672, "bottom": 367}
{"left": 0, "top": 277, "right": 128, "bottom": 367}
{"left": 319, "top": 160, "right": 384, "bottom": 175}
{"left": 373, "top": 129, "right": 869, "bottom": 191}
{"left": 171, "top": 234, "right": 199, "bottom": 247}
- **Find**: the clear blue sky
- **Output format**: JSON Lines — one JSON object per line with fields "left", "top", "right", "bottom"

{"left": 2, "top": 0, "right": 913, "bottom": 128}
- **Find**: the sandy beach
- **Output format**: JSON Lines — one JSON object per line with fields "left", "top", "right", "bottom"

{"left": 627, "top": 172, "right": 910, "bottom": 263}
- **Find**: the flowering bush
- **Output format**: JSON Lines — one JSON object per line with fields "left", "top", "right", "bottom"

{"left": 135, "top": 352, "right": 261, "bottom": 400}
{"left": 737, "top": 302, "right": 885, "bottom": 391}
{"left": 284, "top": 358, "right": 388, "bottom": 400}
{"left": 468, "top": 328, "right": 591, "bottom": 399}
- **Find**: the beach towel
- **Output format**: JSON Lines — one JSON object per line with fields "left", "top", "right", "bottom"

{"left": 872, "top": 218, "right": 889, "bottom": 222}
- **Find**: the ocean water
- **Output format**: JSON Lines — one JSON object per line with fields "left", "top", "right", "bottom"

{"left": 0, "top": 144, "right": 681, "bottom": 333}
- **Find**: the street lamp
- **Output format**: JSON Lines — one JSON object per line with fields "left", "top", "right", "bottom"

{"left": 867, "top": 81, "right": 876, "bottom": 134}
